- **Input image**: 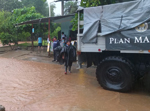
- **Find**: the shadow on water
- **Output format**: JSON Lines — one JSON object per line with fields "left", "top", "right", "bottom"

{"left": 131, "top": 79, "right": 150, "bottom": 96}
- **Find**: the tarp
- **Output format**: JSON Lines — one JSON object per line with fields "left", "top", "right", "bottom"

{"left": 82, "top": 0, "right": 150, "bottom": 43}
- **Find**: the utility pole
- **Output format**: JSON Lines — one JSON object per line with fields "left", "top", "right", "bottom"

{"left": 49, "top": 2, "right": 51, "bottom": 17}
{"left": 61, "top": 0, "right": 64, "bottom": 16}
{"left": 32, "top": 24, "right": 34, "bottom": 51}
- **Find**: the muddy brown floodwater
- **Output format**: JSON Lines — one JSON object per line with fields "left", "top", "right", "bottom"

{"left": 0, "top": 57, "right": 150, "bottom": 111}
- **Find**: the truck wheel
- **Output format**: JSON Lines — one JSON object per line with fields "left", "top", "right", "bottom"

{"left": 96, "top": 56, "right": 135, "bottom": 92}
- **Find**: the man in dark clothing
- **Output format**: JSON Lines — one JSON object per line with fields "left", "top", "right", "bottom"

{"left": 52, "top": 37, "right": 60, "bottom": 62}
{"left": 54, "top": 46, "right": 62, "bottom": 63}
{"left": 61, "top": 40, "right": 76, "bottom": 74}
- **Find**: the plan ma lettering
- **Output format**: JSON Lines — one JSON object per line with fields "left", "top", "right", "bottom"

{"left": 109, "top": 36, "right": 150, "bottom": 44}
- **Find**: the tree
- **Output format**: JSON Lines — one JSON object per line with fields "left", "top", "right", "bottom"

{"left": 50, "top": 3, "right": 56, "bottom": 17}
{"left": 21, "top": 0, "right": 49, "bottom": 16}
{"left": 51, "top": 26, "right": 61, "bottom": 39}
{"left": 12, "top": 7, "right": 45, "bottom": 35}
{"left": 12, "top": 6, "right": 60, "bottom": 41}
{"left": 80, "top": 0, "right": 134, "bottom": 7}
{"left": 0, "top": 1, "right": 60, "bottom": 48}
{"left": 0, "top": 0, "right": 49, "bottom": 16}
{"left": 0, "top": 0, "right": 22, "bottom": 12}
{"left": 12, "top": 7, "right": 44, "bottom": 24}
{"left": 0, "top": 11, "right": 18, "bottom": 49}
{"left": 0, "top": 7, "right": 44, "bottom": 49}
{"left": 64, "top": 1, "right": 78, "bottom": 15}
{"left": 43, "top": 22, "right": 61, "bottom": 40}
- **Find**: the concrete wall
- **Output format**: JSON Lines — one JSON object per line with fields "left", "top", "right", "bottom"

{"left": 54, "top": 16, "right": 74, "bottom": 39}
{"left": 61, "top": 21, "right": 72, "bottom": 38}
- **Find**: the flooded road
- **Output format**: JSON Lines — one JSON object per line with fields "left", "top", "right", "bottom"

{"left": 0, "top": 57, "right": 150, "bottom": 111}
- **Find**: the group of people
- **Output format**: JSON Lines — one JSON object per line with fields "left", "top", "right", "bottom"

{"left": 52, "top": 32, "right": 76, "bottom": 75}
{"left": 37, "top": 32, "right": 76, "bottom": 75}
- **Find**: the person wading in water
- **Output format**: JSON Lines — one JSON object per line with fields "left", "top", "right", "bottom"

{"left": 52, "top": 37, "right": 60, "bottom": 62}
{"left": 60, "top": 40, "right": 76, "bottom": 75}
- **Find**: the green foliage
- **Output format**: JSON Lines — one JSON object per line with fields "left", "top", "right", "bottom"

{"left": 0, "top": 11, "right": 17, "bottom": 46}
{"left": 12, "top": 7, "right": 44, "bottom": 24}
{"left": 21, "top": 0, "right": 49, "bottom": 16}
{"left": 71, "top": 13, "right": 78, "bottom": 31}
{"left": 13, "top": 6, "right": 45, "bottom": 37}
{"left": 80, "top": 0, "right": 132, "bottom": 7}
{"left": 50, "top": 23, "right": 61, "bottom": 39}
{"left": 0, "top": 1, "right": 59, "bottom": 48}
{"left": 0, "top": 32, "right": 15, "bottom": 45}
{"left": 34, "top": 40, "right": 48, "bottom": 46}
{"left": 81, "top": 0, "right": 101, "bottom": 7}
{"left": 51, "top": 26, "right": 61, "bottom": 39}
{"left": 0, "top": 0, "right": 22, "bottom": 12}
{"left": 0, "top": 0, "right": 49, "bottom": 17}
{"left": 18, "top": 31, "right": 31, "bottom": 41}
{"left": 44, "top": 23, "right": 61, "bottom": 40}
{"left": 71, "top": 0, "right": 104, "bottom": 31}
{"left": 71, "top": 13, "right": 83, "bottom": 31}
{"left": 64, "top": 1, "right": 78, "bottom": 15}
{"left": 18, "top": 43, "right": 31, "bottom": 47}
{"left": 0, "top": 7, "right": 44, "bottom": 47}
{"left": 0, "top": 11, "right": 11, "bottom": 25}
{"left": 12, "top": 6, "right": 44, "bottom": 34}
{"left": 50, "top": 3, "right": 56, "bottom": 17}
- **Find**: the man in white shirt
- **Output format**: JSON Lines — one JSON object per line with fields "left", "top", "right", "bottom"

{"left": 61, "top": 32, "right": 65, "bottom": 40}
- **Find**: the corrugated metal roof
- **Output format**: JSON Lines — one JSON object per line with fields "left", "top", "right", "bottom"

{"left": 16, "top": 14, "right": 74, "bottom": 26}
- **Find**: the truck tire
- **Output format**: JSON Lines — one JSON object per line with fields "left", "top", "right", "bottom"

{"left": 96, "top": 56, "right": 135, "bottom": 92}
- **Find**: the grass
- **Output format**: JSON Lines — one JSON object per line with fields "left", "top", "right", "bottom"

{"left": 33, "top": 40, "right": 48, "bottom": 46}
{"left": 18, "top": 43, "right": 31, "bottom": 47}
{"left": 18, "top": 40, "right": 48, "bottom": 48}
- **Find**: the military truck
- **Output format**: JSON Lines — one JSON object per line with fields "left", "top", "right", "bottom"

{"left": 77, "top": 0, "right": 150, "bottom": 92}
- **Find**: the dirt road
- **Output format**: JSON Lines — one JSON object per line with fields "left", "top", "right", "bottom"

{"left": 0, "top": 51, "right": 150, "bottom": 111}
